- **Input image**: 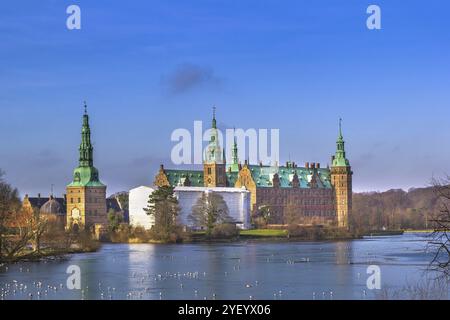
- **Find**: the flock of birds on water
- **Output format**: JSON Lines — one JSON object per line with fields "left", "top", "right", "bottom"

{"left": 0, "top": 243, "right": 378, "bottom": 300}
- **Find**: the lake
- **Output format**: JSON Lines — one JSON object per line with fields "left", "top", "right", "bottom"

{"left": 0, "top": 233, "right": 446, "bottom": 300}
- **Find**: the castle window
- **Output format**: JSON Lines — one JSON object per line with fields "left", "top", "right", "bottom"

{"left": 78, "top": 198, "right": 81, "bottom": 203}
{"left": 207, "top": 168, "right": 212, "bottom": 175}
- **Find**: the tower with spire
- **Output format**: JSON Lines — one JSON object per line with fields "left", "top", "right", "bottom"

{"left": 203, "top": 107, "right": 227, "bottom": 187}
{"left": 66, "top": 102, "right": 107, "bottom": 233}
{"left": 331, "top": 118, "right": 352, "bottom": 228}
{"left": 226, "top": 132, "right": 240, "bottom": 173}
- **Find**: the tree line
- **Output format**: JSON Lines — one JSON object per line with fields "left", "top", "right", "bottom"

{"left": 350, "top": 187, "right": 440, "bottom": 232}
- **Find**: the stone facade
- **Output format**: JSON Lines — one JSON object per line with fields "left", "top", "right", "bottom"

{"left": 66, "top": 104, "right": 108, "bottom": 233}
{"left": 66, "top": 186, "right": 107, "bottom": 231}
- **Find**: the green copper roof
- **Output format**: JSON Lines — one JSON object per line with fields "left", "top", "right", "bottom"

{"left": 68, "top": 103, "right": 105, "bottom": 188}
{"left": 247, "top": 165, "right": 332, "bottom": 189}
{"left": 226, "top": 171, "right": 239, "bottom": 186}
{"left": 332, "top": 118, "right": 350, "bottom": 167}
{"left": 165, "top": 169, "right": 205, "bottom": 187}
{"left": 68, "top": 166, "right": 105, "bottom": 187}
{"left": 162, "top": 165, "right": 331, "bottom": 189}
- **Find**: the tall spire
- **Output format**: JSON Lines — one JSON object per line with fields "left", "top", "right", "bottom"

{"left": 232, "top": 132, "right": 239, "bottom": 165}
{"left": 79, "top": 102, "right": 93, "bottom": 167}
{"left": 212, "top": 106, "right": 217, "bottom": 129}
{"left": 204, "top": 106, "right": 223, "bottom": 164}
{"left": 332, "top": 118, "right": 350, "bottom": 167}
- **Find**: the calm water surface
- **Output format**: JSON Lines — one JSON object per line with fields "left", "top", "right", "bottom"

{"left": 0, "top": 233, "right": 442, "bottom": 300}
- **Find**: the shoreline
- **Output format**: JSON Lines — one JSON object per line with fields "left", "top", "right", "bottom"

{"left": 0, "top": 246, "right": 99, "bottom": 265}
{"left": 6, "top": 231, "right": 437, "bottom": 263}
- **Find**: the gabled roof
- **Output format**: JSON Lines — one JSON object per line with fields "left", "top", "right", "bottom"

{"left": 27, "top": 196, "right": 66, "bottom": 213}
{"left": 165, "top": 169, "right": 205, "bottom": 187}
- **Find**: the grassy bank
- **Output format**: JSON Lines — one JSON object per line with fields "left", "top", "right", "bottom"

{"left": 239, "top": 229, "right": 288, "bottom": 238}
{"left": 403, "top": 229, "right": 435, "bottom": 233}
{"left": 0, "top": 244, "right": 100, "bottom": 263}
{"left": 109, "top": 226, "right": 359, "bottom": 244}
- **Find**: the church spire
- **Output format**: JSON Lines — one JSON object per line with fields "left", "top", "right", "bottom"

{"left": 79, "top": 102, "right": 93, "bottom": 167}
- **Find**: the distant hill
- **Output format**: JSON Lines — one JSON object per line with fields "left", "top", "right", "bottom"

{"left": 351, "top": 186, "right": 440, "bottom": 231}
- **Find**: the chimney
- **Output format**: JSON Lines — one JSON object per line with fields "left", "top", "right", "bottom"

{"left": 311, "top": 163, "right": 316, "bottom": 169}
{"left": 305, "top": 162, "right": 309, "bottom": 169}
{"left": 160, "top": 164, "right": 164, "bottom": 171}
{"left": 317, "top": 163, "right": 320, "bottom": 169}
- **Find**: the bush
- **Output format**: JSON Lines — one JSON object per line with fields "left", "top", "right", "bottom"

{"left": 287, "top": 225, "right": 324, "bottom": 240}
{"left": 211, "top": 223, "right": 239, "bottom": 239}
{"left": 74, "top": 231, "right": 101, "bottom": 251}
{"left": 110, "top": 223, "right": 131, "bottom": 243}
{"left": 287, "top": 225, "right": 353, "bottom": 240}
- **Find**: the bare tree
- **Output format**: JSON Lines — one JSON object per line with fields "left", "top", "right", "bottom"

{"left": 0, "top": 170, "right": 22, "bottom": 260}
{"left": 429, "top": 175, "right": 450, "bottom": 275}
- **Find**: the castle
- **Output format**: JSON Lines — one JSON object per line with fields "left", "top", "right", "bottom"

{"left": 154, "top": 111, "right": 352, "bottom": 228}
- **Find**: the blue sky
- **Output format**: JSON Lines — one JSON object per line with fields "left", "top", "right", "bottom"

{"left": 1, "top": 0, "right": 449, "bottom": 197}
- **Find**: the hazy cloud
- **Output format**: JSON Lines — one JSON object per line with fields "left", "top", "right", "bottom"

{"left": 162, "top": 63, "right": 221, "bottom": 94}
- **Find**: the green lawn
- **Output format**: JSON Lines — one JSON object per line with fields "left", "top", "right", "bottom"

{"left": 239, "top": 229, "right": 288, "bottom": 237}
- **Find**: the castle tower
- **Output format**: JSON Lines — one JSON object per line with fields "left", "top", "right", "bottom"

{"left": 66, "top": 103, "right": 107, "bottom": 232}
{"left": 331, "top": 119, "right": 352, "bottom": 228}
{"left": 203, "top": 107, "right": 227, "bottom": 187}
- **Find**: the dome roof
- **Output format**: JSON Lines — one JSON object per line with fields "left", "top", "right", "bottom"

{"left": 40, "top": 196, "right": 63, "bottom": 215}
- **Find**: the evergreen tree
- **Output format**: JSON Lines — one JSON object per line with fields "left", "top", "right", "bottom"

{"left": 189, "top": 192, "right": 232, "bottom": 236}
{"left": 107, "top": 208, "right": 124, "bottom": 233}
{"left": 144, "top": 186, "right": 180, "bottom": 241}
